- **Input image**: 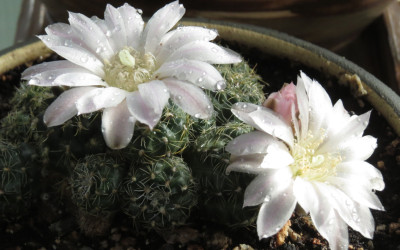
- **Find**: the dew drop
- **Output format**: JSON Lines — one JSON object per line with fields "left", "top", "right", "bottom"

{"left": 264, "top": 195, "right": 271, "bottom": 202}
{"left": 194, "top": 113, "right": 201, "bottom": 118}
{"left": 177, "top": 95, "right": 182, "bottom": 100}
{"left": 216, "top": 80, "right": 226, "bottom": 90}
{"left": 80, "top": 56, "right": 89, "bottom": 63}
{"left": 211, "top": 47, "right": 219, "bottom": 53}
{"left": 137, "top": 9, "right": 143, "bottom": 14}
{"left": 29, "top": 78, "right": 39, "bottom": 85}
{"left": 106, "top": 30, "right": 112, "bottom": 37}
{"left": 64, "top": 40, "right": 72, "bottom": 47}
{"left": 197, "top": 77, "right": 204, "bottom": 83}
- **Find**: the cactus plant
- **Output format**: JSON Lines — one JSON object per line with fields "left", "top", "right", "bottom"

{"left": 0, "top": 59, "right": 266, "bottom": 234}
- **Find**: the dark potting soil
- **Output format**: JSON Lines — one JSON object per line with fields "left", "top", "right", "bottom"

{"left": 0, "top": 43, "right": 399, "bottom": 250}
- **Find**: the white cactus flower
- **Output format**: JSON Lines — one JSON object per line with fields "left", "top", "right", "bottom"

{"left": 226, "top": 72, "right": 384, "bottom": 250}
{"left": 22, "top": 1, "right": 241, "bottom": 149}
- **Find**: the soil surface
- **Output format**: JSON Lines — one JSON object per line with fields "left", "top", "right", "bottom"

{"left": 0, "top": 43, "right": 399, "bottom": 250}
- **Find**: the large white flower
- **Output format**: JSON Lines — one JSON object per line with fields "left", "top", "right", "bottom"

{"left": 226, "top": 72, "right": 384, "bottom": 250}
{"left": 22, "top": 1, "right": 241, "bottom": 149}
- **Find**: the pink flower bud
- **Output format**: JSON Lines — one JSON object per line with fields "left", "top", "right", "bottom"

{"left": 263, "top": 83, "right": 298, "bottom": 125}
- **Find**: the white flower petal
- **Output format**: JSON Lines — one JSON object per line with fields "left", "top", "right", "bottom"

{"left": 260, "top": 142, "right": 294, "bottom": 169}
{"left": 319, "top": 111, "right": 371, "bottom": 153}
{"left": 325, "top": 184, "right": 375, "bottom": 239}
{"left": 257, "top": 181, "right": 296, "bottom": 239}
{"left": 155, "top": 59, "right": 225, "bottom": 91}
{"left": 102, "top": 101, "right": 136, "bottom": 149}
{"left": 165, "top": 41, "right": 242, "bottom": 65}
{"left": 336, "top": 161, "right": 384, "bottom": 191}
{"left": 156, "top": 26, "right": 218, "bottom": 63}
{"left": 38, "top": 35, "right": 105, "bottom": 77}
{"left": 53, "top": 72, "right": 107, "bottom": 87}
{"left": 126, "top": 81, "right": 170, "bottom": 129}
{"left": 338, "top": 135, "right": 377, "bottom": 161}
{"left": 328, "top": 176, "right": 384, "bottom": 211}
{"left": 244, "top": 166, "right": 293, "bottom": 207}
{"left": 104, "top": 4, "right": 127, "bottom": 51}
{"left": 90, "top": 16, "right": 108, "bottom": 33}
{"left": 226, "top": 131, "right": 278, "bottom": 156}
{"left": 231, "top": 102, "right": 294, "bottom": 147}
{"left": 68, "top": 12, "right": 114, "bottom": 59}
{"left": 142, "top": 1, "right": 185, "bottom": 54}
{"left": 163, "top": 78, "right": 213, "bottom": 119}
{"left": 293, "top": 177, "right": 319, "bottom": 214}
{"left": 295, "top": 73, "right": 309, "bottom": 139}
{"left": 117, "top": 3, "right": 143, "bottom": 49}
{"left": 22, "top": 60, "right": 79, "bottom": 78}
{"left": 303, "top": 72, "right": 332, "bottom": 134}
{"left": 44, "top": 87, "right": 97, "bottom": 126}
{"left": 76, "top": 87, "right": 128, "bottom": 114}
{"left": 226, "top": 154, "right": 267, "bottom": 175}
{"left": 45, "top": 23, "right": 92, "bottom": 52}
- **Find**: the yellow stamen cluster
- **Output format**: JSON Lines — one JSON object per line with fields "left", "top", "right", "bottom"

{"left": 289, "top": 130, "right": 341, "bottom": 182}
{"left": 104, "top": 47, "right": 156, "bottom": 92}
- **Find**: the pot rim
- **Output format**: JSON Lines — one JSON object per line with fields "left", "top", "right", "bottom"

{"left": 0, "top": 18, "right": 399, "bottom": 135}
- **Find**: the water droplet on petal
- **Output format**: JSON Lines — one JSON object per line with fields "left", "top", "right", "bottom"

{"left": 194, "top": 113, "right": 200, "bottom": 118}
{"left": 29, "top": 78, "right": 39, "bottom": 85}
{"left": 80, "top": 56, "right": 89, "bottom": 63}
{"left": 197, "top": 77, "right": 204, "bottom": 83}
{"left": 137, "top": 9, "right": 143, "bottom": 14}
{"left": 211, "top": 47, "right": 219, "bottom": 53}
{"left": 106, "top": 30, "right": 112, "bottom": 37}
{"left": 264, "top": 195, "right": 271, "bottom": 202}
{"left": 216, "top": 80, "right": 226, "bottom": 90}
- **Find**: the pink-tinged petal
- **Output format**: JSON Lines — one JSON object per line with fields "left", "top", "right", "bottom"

{"left": 318, "top": 111, "right": 371, "bottom": 154}
{"left": 335, "top": 161, "right": 384, "bottom": 191}
{"left": 327, "top": 176, "right": 385, "bottom": 211}
{"left": 156, "top": 26, "right": 218, "bottom": 63}
{"left": 165, "top": 41, "right": 242, "bottom": 65}
{"left": 324, "top": 184, "right": 375, "bottom": 239}
{"left": 257, "top": 181, "right": 296, "bottom": 239}
{"left": 126, "top": 81, "right": 170, "bottom": 129}
{"left": 142, "top": 1, "right": 185, "bottom": 54}
{"left": 104, "top": 4, "right": 127, "bottom": 51}
{"left": 155, "top": 59, "right": 225, "bottom": 91}
{"left": 226, "top": 131, "right": 278, "bottom": 156}
{"left": 68, "top": 12, "right": 114, "bottom": 59}
{"left": 231, "top": 102, "right": 294, "bottom": 148}
{"left": 303, "top": 72, "right": 333, "bottom": 135}
{"left": 22, "top": 60, "right": 83, "bottom": 79}
{"left": 44, "top": 87, "right": 97, "bottom": 126}
{"left": 226, "top": 154, "right": 267, "bottom": 175}
{"left": 38, "top": 35, "right": 105, "bottom": 77}
{"left": 295, "top": 73, "right": 309, "bottom": 139}
{"left": 117, "top": 3, "right": 143, "bottom": 49}
{"left": 76, "top": 87, "right": 128, "bottom": 114}
{"left": 163, "top": 78, "right": 213, "bottom": 119}
{"left": 45, "top": 23, "right": 93, "bottom": 52}
{"left": 264, "top": 83, "right": 297, "bottom": 126}
{"left": 244, "top": 166, "right": 293, "bottom": 207}
{"left": 102, "top": 101, "right": 136, "bottom": 149}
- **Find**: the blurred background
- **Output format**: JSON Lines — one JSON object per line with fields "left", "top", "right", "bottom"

{"left": 0, "top": 0, "right": 399, "bottom": 93}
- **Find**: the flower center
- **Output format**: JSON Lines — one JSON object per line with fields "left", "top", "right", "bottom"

{"left": 104, "top": 47, "right": 156, "bottom": 92}
{"left": 289, "top": 130, "right": 341, "bottom": 182}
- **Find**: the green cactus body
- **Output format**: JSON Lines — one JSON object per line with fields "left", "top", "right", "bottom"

{"left": 127, "top": 101, "right": 192, "bottom": 158}
{"left": 122, "top": 156, "right": 197, "bottom": 230}
{"left": 0, "top": 141, "right": 37, "bottom": 218}
{"left": 70, "top": 154, "right": 124, "bottom": 216}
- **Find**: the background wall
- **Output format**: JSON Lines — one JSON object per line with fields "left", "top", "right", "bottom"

{"left": 0, "top": 0, "right": 22, "bottom": 51}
